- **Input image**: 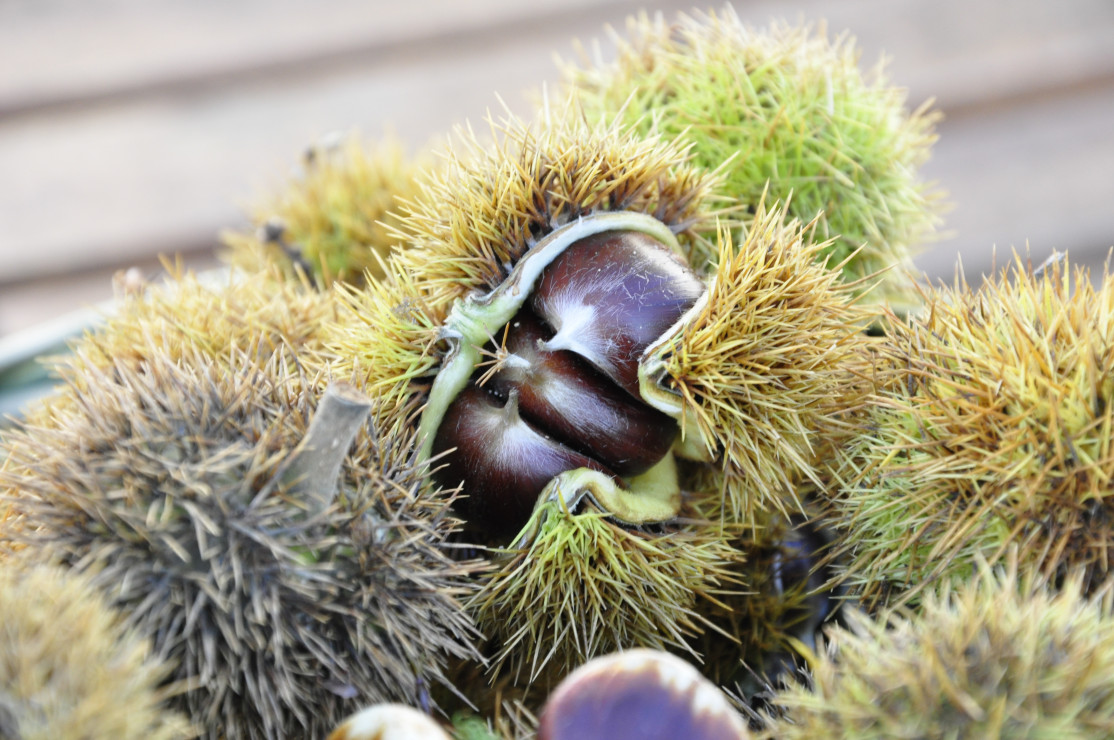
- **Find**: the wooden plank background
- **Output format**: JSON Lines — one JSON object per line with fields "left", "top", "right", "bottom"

{"left": 2, "top": 0, "right": 1113, "bottom": 337}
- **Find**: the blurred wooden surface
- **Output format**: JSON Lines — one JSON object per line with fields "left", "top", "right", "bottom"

{"left": 2, "top": 0, "right": 1114, "bottom": 336}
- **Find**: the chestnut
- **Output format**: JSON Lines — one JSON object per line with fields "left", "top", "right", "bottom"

{"left": 531, "top": 229, "right": 706, "bottom": 398}
{"left": 487, "top": 309, "right": 679, "bottom": 476}
{"left": 537, "top": 649, "right": 750, "bottom": 740}
{"left": 327, "top": 704, "right": 450, "bottom": 740}
{"left": 431, "top": 384, "right": 616, "bottom": 537}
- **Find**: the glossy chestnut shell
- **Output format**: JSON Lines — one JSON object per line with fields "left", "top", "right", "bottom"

{"left": 432, "top": 384, "right": 615, "bottom": 536}
{"left": 531, "top": 230, "right": 707, "bottom": 397}
{"left": 537, "top": 649, "right": 750, "bottom": 740}
{"left": 487, "top": 309, "right": 678, "bottom": 477}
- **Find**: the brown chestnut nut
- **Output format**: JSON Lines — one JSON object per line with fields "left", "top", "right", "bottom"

{"left": 432, "top": 384, "right": 616, "bottom": 537}
{"left": 531, "top": 230, "right": 706, "bottom": 398}
{"left": 487, "top": 309, "right": 679, "bottom": 476}
{"left": 537, "top": 649, "right": 750, "bottom": 740}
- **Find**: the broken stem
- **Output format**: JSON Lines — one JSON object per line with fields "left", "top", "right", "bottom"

{"left": 285, "top": 382, "right": 372, "bottom": 516}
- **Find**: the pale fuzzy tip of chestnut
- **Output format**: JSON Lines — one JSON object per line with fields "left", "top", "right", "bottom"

{"left": 538, "top": 649, "right": 751, "bottom": 740}
{"left": 327, "top": 703, "right": 451, "bottom": 740}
